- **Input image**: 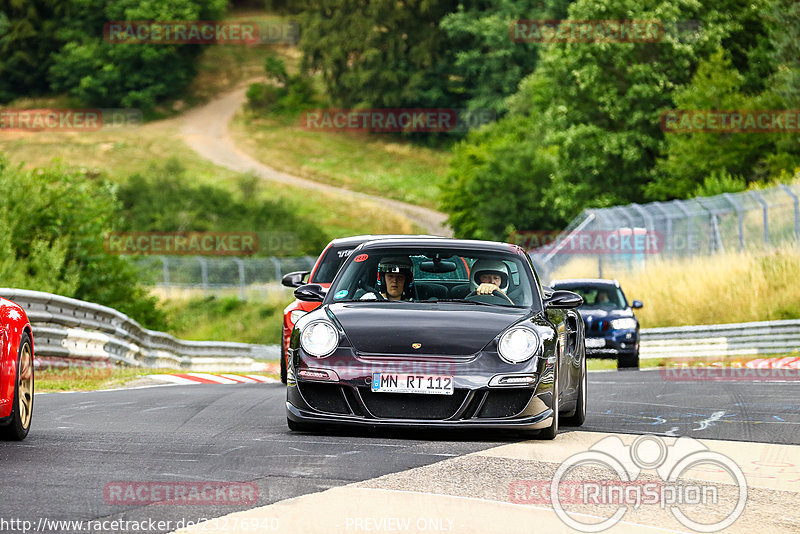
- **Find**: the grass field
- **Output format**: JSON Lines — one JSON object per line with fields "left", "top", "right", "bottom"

{"left": 0, "top": 9, "right": 422, "bottom": 239}
{"left": 549, "top": 247, "right": 800, "bottom": 327}
{"left": 159, "top": 292, "right": 290, "bottom": 345}
{"left": 0, "top": 105, "right": 418, "bottom": 239}
{"left": 36, "top": 366, "right": 180, "bottom": 392}
{"left": 36, "top": 365, "right": 280, "bottom": 392}
{"left": 230, "top": 112, "right": 450, "bottom": 209}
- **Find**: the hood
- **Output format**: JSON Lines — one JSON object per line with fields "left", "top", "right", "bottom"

{"left": 329, "top": 302, "right": 528, "bottom": 356}
{"left": 577, "top": 307, "right": 633, "bottom": 319}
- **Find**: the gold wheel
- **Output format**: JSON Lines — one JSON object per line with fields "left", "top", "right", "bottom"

{"left": 17, "top": 342, "right": 33, "bottom": 430}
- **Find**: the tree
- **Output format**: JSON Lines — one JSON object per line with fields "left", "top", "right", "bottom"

{"left": 761, "top": 0, "right": 800, "bottom": 176}
{"left": 299, "top": 0, "right": 462, "bottom": 109}
{"left": 648, "top": 49, "right": 771, "bottom": 200}
{"left": 441, "top": 0, "right": 778, "bottom": 236}
{"left": 116, "top": 159, "right": 330, "bottom": 256}
{"left": 0, "top": 0, "right": 69, "bottom": 102}
{"left": 439, "top": 0, "right": 573, "bottom": 115}
{"left": 441, "top": 115, "right": 562, "bottom": 238}
{"left": 0, "top": 158, "right": 166, "bottom": 328}
{"left": 47, "top": 0, "right": 226, "bottom": 110}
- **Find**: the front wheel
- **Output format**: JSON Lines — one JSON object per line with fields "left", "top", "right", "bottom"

{"left": 538, "top": 360, "right": 559, "bottom": 440}
{"left": 0, "top": 333, "right": 34, "bottom": 441}
{"left": 618, "top": 350, "right": 639, "bottom": 369}
{"left": 562, "top": 356, "right": 586, "bottom": 427}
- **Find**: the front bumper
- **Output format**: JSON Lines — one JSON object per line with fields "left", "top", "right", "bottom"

{"left": 286, "top": 356, "right": 556, "bottom": 431}
{"left": 286, "top": 398, "right": 555, "bottom": 431}
{"left": 584, "top": 329, "right": 638, "bottom": 357}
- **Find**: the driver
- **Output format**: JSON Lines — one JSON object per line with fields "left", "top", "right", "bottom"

{"left": 359, "top": 256, "right": 414, "bottom": 301}
{"left": 471, "top": 259, "right": 514, "bottom": 303}
{"left": 596, "top": 290, "right": 611, "bottom": 305}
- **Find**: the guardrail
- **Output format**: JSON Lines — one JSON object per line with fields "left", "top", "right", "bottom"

{"left": 0, "top": 288, "right": 279, "bottom": 371}
{"left": 641, "top": 319, "right": 800, "bottom": 359}
{"left": 3, "top": 288, "right": 797, "bottom": 366}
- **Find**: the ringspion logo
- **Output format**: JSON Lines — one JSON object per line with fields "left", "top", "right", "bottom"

{"left": 525, "top": 435, "right": 748, "bottom": 532}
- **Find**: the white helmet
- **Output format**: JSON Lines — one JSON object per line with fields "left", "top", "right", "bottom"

{"left": 471, "top": 259, "right": 509, "bottom": 291}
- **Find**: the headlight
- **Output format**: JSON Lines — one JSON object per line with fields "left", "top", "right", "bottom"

{"left": 498, "top": 327, "right": 540, "bottom": 364}
{"left": 290, "top": 310, "right": 308, "bottom": 324}
{"left": 300, "top": 320, "right": 339, "bottom": 357}
{"left": 610, "top": 318, "right": 637, "bottom": 330}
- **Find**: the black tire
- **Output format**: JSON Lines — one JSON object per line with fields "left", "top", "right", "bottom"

{"left": 0, "top": 333, "right": 34, "bottom": 441}
{"left": 538, "top": 357, "right": 559, "bottom": 440}
{"left": 562, "top": 355, "right": 587, "bottom": 427}
{"left": 618, "top": 350, "right": 639, "bottom": 369}
{"left": 280, "top": 342, "right": 287, "bottom": 385}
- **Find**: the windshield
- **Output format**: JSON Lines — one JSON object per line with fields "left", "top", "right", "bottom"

{"left": 556, "top": 284, "right": 627, "bottom": 310}
{"left": 310, "top": 244, "right": 361, "bottom": 284}
{"left": 328, "top": 247, "right": 538, "bottom": 308}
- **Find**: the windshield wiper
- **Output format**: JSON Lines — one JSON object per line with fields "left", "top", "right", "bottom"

{"left": 430, "top": 298, "right": 495, "bottom": 306}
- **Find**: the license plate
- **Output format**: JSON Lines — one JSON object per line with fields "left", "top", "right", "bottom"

{"left": 585, "top": 338, "right": 606, "bottom": 348}
{"left": 371, "top": 373, "right": 454, "bottom": 395}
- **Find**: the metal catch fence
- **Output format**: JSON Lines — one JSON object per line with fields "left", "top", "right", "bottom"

{"left": 528, "top": 183, "right": 800, "bottom": 281}
{"left": 131, "top": 256, "right": 317, "bottom": 300}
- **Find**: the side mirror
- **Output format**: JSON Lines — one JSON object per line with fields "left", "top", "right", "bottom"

{"left": 546, "top": 290, "right": 583, "bottom": 309}
{"left": 631, "top": 300, "right": 643, "bottom": 309}
{"left": 294, "top": 284, "right": 326, "bottom": 302}
{"left": 541, "top": 285, "right": 555, "bottom": 300}
{"left": 282, "top": 270, "right": 310, "bottom": 288}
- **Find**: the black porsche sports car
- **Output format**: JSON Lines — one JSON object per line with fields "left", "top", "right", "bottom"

{"left": 286, "top": 237, "right": 586, "bottom": 439}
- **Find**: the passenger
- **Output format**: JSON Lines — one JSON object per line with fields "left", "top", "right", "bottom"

{"left": 471, "top": 259, "right": 514, "bottom": 304}
{"left": 359, "top": 256, "right": 414, "bottom": 301}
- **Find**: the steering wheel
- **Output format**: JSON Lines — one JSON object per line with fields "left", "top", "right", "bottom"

{"left": 358, "top": 285, "right": 387, "bottom": 301}
{"left": 465, "top": 289, "right": 515, "bottom": 305}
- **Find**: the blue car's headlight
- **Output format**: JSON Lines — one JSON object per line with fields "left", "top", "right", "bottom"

{"left": 610, "top": 318, "right": 637, "bottom": 330}
{"left": 300, "top": 320, "right": 339, "bottom": 357}
{"left": 498, "top": 327, "right": 540, "bottom": 364}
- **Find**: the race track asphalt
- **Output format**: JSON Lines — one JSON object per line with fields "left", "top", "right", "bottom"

{"left": 0, "top": 369, "right": 797, "bottom": 533}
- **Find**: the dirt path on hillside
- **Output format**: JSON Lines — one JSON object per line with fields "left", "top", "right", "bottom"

{"left": 180, "top": 85, "right": 452, "bottom": 236}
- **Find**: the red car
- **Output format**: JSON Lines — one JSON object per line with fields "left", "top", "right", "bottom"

{"left": 0, "top": 297, "right": 34, "bottom": 440}
{"left": 280, "top": 235, "right": 439, "bottom": 383}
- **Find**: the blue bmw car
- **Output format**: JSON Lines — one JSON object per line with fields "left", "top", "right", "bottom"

{"left": 550, "top": 279, "right": 642, "bottom": 368}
